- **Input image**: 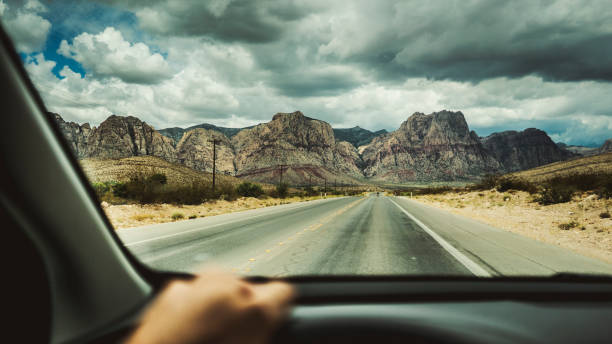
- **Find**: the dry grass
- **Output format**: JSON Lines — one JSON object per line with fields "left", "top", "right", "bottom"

{"left": 414, "top": 190, "right": 612, "bottom": 264}
{"left": 104, "top": 195, "right": 339, "bottom": 229}
{"left": 80, "top": 156, "right": 275, "bottom": 191}
{"left": 509, "top": 152, "right": 612, "bottom": 183}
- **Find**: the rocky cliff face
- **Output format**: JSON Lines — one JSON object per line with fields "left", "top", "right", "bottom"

{"left": 482, "top": 128, "right": 573, "bottom": 172}
{"left": 85, "top": 115, "right": 177, "bottom": 162}
{"left": 160, "top": 123, "right": 249, "bottom": 144}
{"left": 50, "top": 112, "right": 92, "bottom": 159}
{"left": 600, "top": 139, "right": 612, "bottom": 154}
{"left": 176, "top": 128, "right": 235, "bottom": 174}
{"left": 333, "top": 126, "right": 387, "bottom": 148}
{"left": 54, "top": 110, "right": 584, "bottom": 185}
{"left": 231, "top": 111, "right": 363, "bottom": 183}
{"left": 361, "top": 111, "right": 501, "bottom": 182}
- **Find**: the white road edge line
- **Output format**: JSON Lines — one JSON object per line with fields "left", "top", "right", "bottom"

{"left": 389, "top": 198, "right": 491, "bottom": 277}
{"left": 123, "top": 197, "right": 344, "bottom": 247}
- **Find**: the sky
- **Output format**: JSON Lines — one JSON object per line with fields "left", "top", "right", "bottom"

{"left": 1, "top": 0, "right": 612, "bottom": 146}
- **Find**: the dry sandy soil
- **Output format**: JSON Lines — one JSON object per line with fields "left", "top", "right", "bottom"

{"left": 103, "top": 195, "right": 339, "bottom": 229}
{"left": 414, "top": 190, "right": 612, "bottom": 264}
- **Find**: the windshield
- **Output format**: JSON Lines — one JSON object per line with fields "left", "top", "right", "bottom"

{"left": 4, "top": 0, "right": 612, "bottom": 277}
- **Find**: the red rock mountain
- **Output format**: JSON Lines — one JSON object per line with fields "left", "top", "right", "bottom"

{"left": 51, "top": 110, "right": 586, "bottom": 185}
{"left": 361, "top": 111, "right": 501, "bottom": 182}
{"left": 231, "top": 111, "right": 363, "bottom": 185}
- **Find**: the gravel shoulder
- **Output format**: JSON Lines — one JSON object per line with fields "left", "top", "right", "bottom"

{"left": 412, "top": 190, "right": 612, "bottom": 264}
{"left": 102, "top": 195, "right": 341, "bottom": 229}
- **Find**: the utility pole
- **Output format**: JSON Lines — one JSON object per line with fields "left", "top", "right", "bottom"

{"left": 208, "top": 138, "right": 221, "bottom": 192}
{"left": 324, "top": 178, "right": 327, "bottom": 193}
{"left": 278, "top": 164, "right": 288, "bottom": 185}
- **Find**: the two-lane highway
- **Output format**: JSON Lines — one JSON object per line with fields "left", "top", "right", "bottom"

{"left": 118, "top": 195, "right": 612, "bottom": 277}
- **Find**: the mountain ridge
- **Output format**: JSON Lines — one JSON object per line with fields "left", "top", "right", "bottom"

{"left": 51, "top": 111, "right": 609, "bottom": 185}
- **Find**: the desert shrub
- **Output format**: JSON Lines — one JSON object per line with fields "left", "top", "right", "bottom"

{"left": 217, "top": 182, "right": 238, "bottom": 201}
{"left": 236, "top": 182, "right": 264, "bottom": 198}
{"left": 600, "top": 212, "right": 611, "bottom": 219}
{"left": 546, "top": 172, "right": 612, "bottom": 198}
{"left": 276, "top": 182, "right": 289, "bottom": 198}
{"left": 188, "top": 215, "right": 197, "bottom": 219}
{"left": 596, "top": 178, "right": 612, "bottom": 199}
{"left": 416, "top": 186, "right": 453, "bottom": 195}
{"left": 495, "top": 177, "right": 538, "bottom": 194}
{"left": 558, "top": 221, "right": 579, "bottom": 230}
{"left": 92, "top": 182, "right": 112, "bottom": 196}
{"left": 162, "top": 182, "right": 215, "bottom": 205}
{"left": 472, "top": 174, "right": 501, "bottom": 190}
{"left": 148, "top": 173, "right": 168, "bottom": 185}
{"left": 171, "top": 213, "right": 184, "bottom": 221}
{"left": 112, "top": 181, "right": 129, "bottom": 198}
{"left": 534, "top": 184, "right": 575, "bottom": 205}
{"left": 303, "top": 186, "right": 317, "bottom": 196}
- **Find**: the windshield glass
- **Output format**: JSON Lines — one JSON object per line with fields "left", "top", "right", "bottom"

{"left": 4, "top": 0, "right": 612, "bottom": 277}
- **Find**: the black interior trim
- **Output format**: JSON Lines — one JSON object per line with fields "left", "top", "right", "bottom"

{"left": 0, "top": 22, "right": 170, "bottom": 290}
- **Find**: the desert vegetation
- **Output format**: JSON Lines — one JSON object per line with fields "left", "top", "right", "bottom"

{"left": 81, "top": 156, "right": 368, "bottom": 228}
{"left": 410, "top": 154, "right": 612, "bottom": 264}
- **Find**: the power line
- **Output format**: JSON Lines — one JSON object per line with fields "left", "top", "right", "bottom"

{"left": 208, "top": 138, "right": 222, "bottom": 192}
{"left": 278, "top": 164, "right": 288, "bottom": 185}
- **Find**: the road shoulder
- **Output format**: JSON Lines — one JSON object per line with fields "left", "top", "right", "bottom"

{"left": 394, "top": 196, "right": 612, "bottom": 276}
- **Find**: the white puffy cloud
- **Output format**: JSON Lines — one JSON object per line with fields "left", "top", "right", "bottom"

{"left": 25, "top": 50, "right": 241, "bottom": 129}
{"left": 57, "top": 27, "right": 172, "bottom": 84}
{"left": 14, "top": 3, "right": 612, "bottom": 146}
{"left": 2, "top": 0, "right": 51, "bottom": 53}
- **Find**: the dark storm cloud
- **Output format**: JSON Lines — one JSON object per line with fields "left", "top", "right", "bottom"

{"left": 357, "top": 0, "right": 612, "bottom": 83}
{"left": 93, "top": 0, "right": 612, "bottom": 94}
{"left": 105, "top": 0, "right": 313, "bottom": 43}
{"left": 270, "top": 69, "right": 363, "bottom": 97}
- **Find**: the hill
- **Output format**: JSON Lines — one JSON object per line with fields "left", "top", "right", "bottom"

{"left": 79, "top": 156, "right": 256, "bottom": 188}
{"left": 333, "top": 126, "right": 387, "bottom": 148}
{"left": 159, "top": 123, "right": 250, "bottom": 143}
{"left": 508, "top": 152, "right": 612, "bottom": 183}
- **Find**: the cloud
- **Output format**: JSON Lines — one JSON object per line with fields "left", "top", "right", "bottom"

{"left": 114, "top": 0, "right": 314, "bottom": 43}
{"left": 57, "top": 27, "right": 172, "bottom": 84}
{"left": 10, "top": 0, "right": 612, "bottom": 147}
{"left": 24, "top": 52, "right": 241, "bottom": 128}
{"left": 269, "top": 65, "right": 366, "bottom": 97}
{"left": 1, "top": 0, "right": 51, "bottom": 53}
{"left": 313, "top": 1, "right": 612, "bottom": 83}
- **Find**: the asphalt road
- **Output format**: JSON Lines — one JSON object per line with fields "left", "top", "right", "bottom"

{"left": 118, "top": 195, "right": 612, "bottom": 277}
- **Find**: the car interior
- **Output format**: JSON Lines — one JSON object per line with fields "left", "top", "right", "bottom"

{"left": 2, "top": 16, "right": 612, "bottom": 344}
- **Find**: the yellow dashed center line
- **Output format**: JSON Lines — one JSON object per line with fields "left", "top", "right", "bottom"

{"left": 235, "top": 197, "right": 365, "bottom": 273}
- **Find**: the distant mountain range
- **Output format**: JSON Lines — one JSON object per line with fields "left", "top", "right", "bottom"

{"left": 51, "top": 110, "right": 611, "bottom": 185}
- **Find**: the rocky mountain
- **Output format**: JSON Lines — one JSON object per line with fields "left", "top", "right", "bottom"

{"left": 176, "top": 128, "right": 235, "bottom": 174}
{"left": 50, "top": 112, "right": 92, "bottom": 159}
{"left": 361, "top": 111, "right": 501, "bottom": 182}
{"left": 51, "top": 112, "right": 177, "bottom": 162}
{"left": 86, "top": 115, "right": 177, "bottom": 162}
{"left": 333, "top": 126, "right": 387, "bottom": 148}
{"left": 231, "top": 111, "right": 364, "bottom": 184}
{"left": 556, "top": 142, "right": 599, "bottom": 156}
{"left": 556, "top": 139, "right": 612, "bottom": 157}
{"left": 53, "top": 110, "right": 594, "bottom": 185}
{"left": 482, "top": 128, "right": 574, "bottom": 172}
{"left": 599, "top": 139, "right": 612, "bottom": 154}
{"left": 159, "top": 123, "right": 249, "bottom": 144}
